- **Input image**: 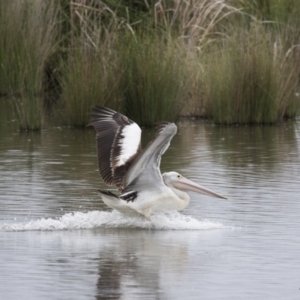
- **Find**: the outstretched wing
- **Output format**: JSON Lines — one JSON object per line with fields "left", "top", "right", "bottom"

{"left": 88, "top": 106, "right": 142, "bottom": 190}
{"left": 122, "top": 122, "right": 177, "bottom": 193}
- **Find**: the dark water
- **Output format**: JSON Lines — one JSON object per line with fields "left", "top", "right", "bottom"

{"left": 1, "top": 112, "right": 300, "bottom": 299}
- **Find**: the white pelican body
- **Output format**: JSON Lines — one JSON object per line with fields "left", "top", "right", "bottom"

{"left": 99, "top": 174, "right": 189, "bottom": 219}
{"left": 89, "top": 106, "right": 226, "bottom": 219}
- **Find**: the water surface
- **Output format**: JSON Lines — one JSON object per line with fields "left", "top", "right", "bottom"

{"left": 1, "top": 115, "right": 300, "bottom": 299}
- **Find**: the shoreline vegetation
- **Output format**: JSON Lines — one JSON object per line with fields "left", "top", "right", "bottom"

{"left": 0, "top": 0, "right": 300, "bottom": 130}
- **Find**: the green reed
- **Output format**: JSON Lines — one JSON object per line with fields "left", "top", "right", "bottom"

{"left": 120, "top": 35, "right": 184, "bottom": 126}
{"left": 235, "top": 0, "right": 300, "bottom": 22}
{"left": 202, "top": 24, "right": 300, "bottom": 124}
{"left": 0, "top": 0, "right": 60, "bottom": 130}
{"left": 59, "top": 1, "right": 127, "bottom": 127}
{"left": 60, "top": 39, "right": 123, "bottom": 127}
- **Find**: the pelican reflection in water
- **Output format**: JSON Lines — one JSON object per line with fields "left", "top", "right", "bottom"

{"left": 88, "top": 106, "right": 226, "bottom": 219}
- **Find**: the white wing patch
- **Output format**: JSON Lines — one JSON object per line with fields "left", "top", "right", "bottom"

{"left": 115, "top": 123, "right": 141, "bottom": 167}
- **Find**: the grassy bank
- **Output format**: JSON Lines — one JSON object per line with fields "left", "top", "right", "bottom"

{"left": 0, "top": 0, "right": 299, "bottom": 129}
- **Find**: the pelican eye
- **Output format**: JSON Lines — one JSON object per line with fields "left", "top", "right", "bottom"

{"left": 177, "top": 175, "right": 180, "bottom": 178}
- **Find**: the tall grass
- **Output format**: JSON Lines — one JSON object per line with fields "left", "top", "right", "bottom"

{"left": 150, "top": 1, "right": 243, "bottom": 118}
{"left": 0, "top": 0, "right": 299, "bottom": 128}
{"left": 61, "top": 2, "right": 186, "bottom": 127}
{"left": 121, "top": 35, "right": 184, "bottom": 126}
{"left": 273, "top": 18, "right": 300, "bottom": 120}
{"left": 60, "top": 35, "right": 123, "bottom": 127}
{"left": 236, "top": 0, "right": 300, "bottom": 22}
{"left": 60, "top": 1, "right": 128, "bottom": 127}
{"left": 154, "top": 0, "right": 241, "bottom": 49}
{"left": 61, "top": 33, "right": 184, "bottom": 127}
{"left": 0, "top": 0, "right": 60, "bottom": 130}
{"left": 202, "top": 24, "right": 300, "bottom": 124}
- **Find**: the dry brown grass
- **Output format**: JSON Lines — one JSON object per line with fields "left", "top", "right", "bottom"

{"left": 154, "top": 0, "right": 241, "bottom": 48}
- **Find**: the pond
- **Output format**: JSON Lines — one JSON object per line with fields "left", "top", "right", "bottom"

{"left": 0, "top": 112, "right": 300, "bottom": 299}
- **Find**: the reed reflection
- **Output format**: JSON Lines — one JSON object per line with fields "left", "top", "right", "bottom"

{"left": 95, "top": 229, "right": 192, "bottom": 300}
{"left": 164, "top": 120, "right": 299, "bottom": 180}
{"left": 207, "top": 122, "right": 299, "bottom": 170}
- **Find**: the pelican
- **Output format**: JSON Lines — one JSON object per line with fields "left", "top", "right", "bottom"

{"left": 88, "top": 106, "right": 226, "bottom": 219}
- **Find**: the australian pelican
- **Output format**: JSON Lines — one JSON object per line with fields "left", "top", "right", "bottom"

{"left": 88, "top": 106, "right": 226, "bottom": 219}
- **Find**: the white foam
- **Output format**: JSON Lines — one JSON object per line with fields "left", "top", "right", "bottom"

{"left": 0, "top": 210, "right": 229, "bottom": 232}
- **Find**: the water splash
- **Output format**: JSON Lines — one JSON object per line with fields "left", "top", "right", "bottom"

{"left": 0, "top": 210, "right": 228, "bottom": 231}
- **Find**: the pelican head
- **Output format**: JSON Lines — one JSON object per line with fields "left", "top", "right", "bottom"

{"left": 162, "top": 171, "right": 227, "bottom": 199}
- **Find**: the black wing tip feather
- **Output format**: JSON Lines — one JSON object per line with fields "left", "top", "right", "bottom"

{"left": 87, "top": 106, "right": 117, "bottom": 126}
{"left": 91, "top": 106, "right": 116, "bottom": 114}
{"left": 87, "top": 106, "right": 134, "bottom": 127}
{"left": 120, "top": 191, "right": 138, "bottom": 202}
{"left": 97, "top": 190, "right": 119, "bottom": 199}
